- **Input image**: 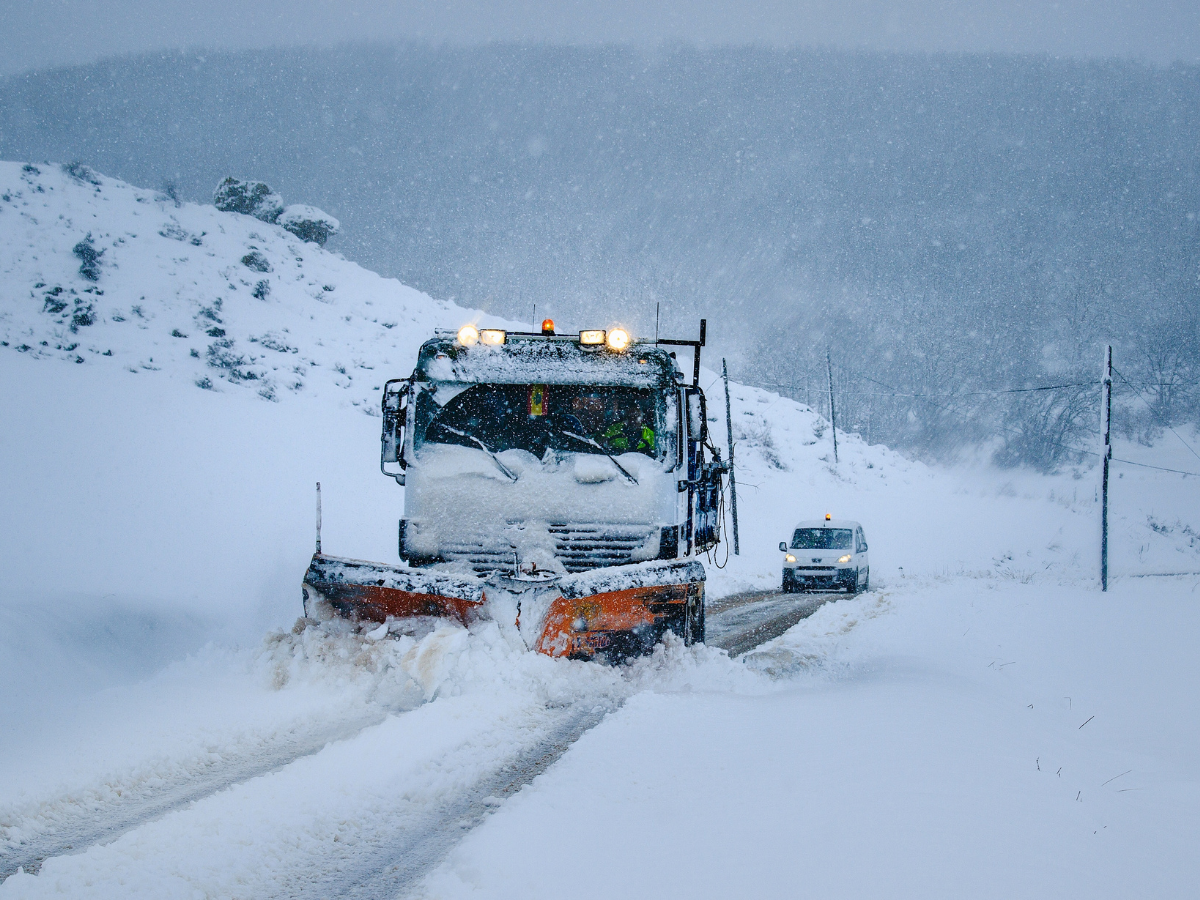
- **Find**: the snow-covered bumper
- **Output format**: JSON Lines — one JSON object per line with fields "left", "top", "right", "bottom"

{"left": 782, "top": 564, "right": 855, "bottom": 592}
{"left": 302, "top": 554, "right": 704, "bottom": 661}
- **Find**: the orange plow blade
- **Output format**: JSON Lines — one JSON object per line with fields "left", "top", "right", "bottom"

{"left": 301, "top": 554, "right": 485, "bottom": 625}
{"left": 301, "top": 555, "right": 704, "bottom": 662}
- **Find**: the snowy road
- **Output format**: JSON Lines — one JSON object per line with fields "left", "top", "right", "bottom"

{"left": 0, "top": 710, "right": 399, "bottom": 880}
{"left": 1, "top": 593, "right": 810, "bottom": 897}
{"left": 707, "top": 588, "right": 837, "bottom": 656}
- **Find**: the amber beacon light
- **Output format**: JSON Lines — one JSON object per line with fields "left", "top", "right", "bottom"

{"left": 542, "top": 319, "right": 556, "bottom": 335}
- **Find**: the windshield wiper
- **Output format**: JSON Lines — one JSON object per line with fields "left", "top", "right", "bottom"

{"left": 438, "top": 424, "right": 519, "bottom": 481}
{"left": 560, "top": 430, "right": 639, "bottom": 485}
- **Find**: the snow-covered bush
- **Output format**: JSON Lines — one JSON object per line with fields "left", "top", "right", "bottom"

{"left": 73, "top": 234, "right": 103, "bottom": 281}
{"left": 278, "top": 204, "right": 339, "bottom": 246}
{"left": 213, "top": 177, "right": 283, "bottom": 223}
{"left": 62, "top": 162, "right": 100, "bottom": 186}
{"left": 241, "top": 250, "right": 271, "bottom": 272}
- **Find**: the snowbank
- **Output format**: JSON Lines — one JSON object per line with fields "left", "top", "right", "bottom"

{"left": 417, "top": 577, "right": 1200, "bottom": 900}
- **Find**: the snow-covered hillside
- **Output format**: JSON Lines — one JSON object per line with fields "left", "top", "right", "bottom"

{"left": 2, "top": 163, "right": 1198, "bottom": 898}
{"left": 0, "top": 160, "right": 493, "bottom": 409}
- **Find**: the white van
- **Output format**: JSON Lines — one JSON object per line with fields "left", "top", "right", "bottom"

{"left": 778, "top": 518, "right": 869, "bottom": 593}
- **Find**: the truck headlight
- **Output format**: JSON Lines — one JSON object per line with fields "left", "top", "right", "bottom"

{"left": 837, "top": 554, "right": 852, "bottom": 563}
{"left": 785, "top": 554, "right": 796, "bottom": 563}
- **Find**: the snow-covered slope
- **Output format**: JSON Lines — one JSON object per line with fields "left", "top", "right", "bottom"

{"left": 2, "top": 162, "right": 1199, "bottom": 898}
{"left": 0, "top": 160, "right": 498, "bottom": 409}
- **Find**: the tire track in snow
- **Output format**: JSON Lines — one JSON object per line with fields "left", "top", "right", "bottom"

{"left": 708, "top": 590, "right": 840, "bottom": 656}
{"left": 292, "top": 701, "right": 618, "bottom": 900}
{"left": 0, "top": 711, "right": 394, "bottom": 880}
{"left": 302, "top": 595, "right": 840, "bottom": 898}
{"left": 4, "top": 596, "right": 832, "bottom": 890}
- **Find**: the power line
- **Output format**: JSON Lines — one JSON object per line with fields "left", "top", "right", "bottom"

{"left": 1111, "top": 457, "right": 1200, "bottom": 478}
{"left": 754, "top": 364, "right": 1200, "bottom": 473}
{"left": 1112, "top": 367, "right": 1200, "bottom": 467}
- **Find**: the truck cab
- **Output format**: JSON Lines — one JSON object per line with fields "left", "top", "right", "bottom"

{"left": 380, "top": 324, "right": 726, "bottom": 578}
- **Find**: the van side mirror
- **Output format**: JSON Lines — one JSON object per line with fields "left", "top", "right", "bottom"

{"left": 779, "top": 541, "right": 788, "bottom": 553}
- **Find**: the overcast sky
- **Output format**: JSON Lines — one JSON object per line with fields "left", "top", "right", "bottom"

{"left": 3, "top": 0, "right": 1198, "bottom": 77}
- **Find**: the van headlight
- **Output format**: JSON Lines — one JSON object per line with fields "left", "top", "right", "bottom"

{"left": 837, "top": 554, "right": 852, "bottom": 564}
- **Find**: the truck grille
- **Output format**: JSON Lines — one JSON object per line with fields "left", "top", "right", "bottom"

{"left": 438, "top": 546, "right": 516, "bottom": 576}
{"left": 548, "top": 523, "right": 655, "bottom": 573}
{"left": 433, "top": 524, "right": 657, "bottom": 575}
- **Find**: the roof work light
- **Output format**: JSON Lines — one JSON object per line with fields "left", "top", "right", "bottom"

{"left": 579, "top": 329, "right": 605, "bottom": 345}
{"left": 606, "top": 328, "right": 631, "bottom": 352}
{"left": 457, "top": 324, "right": 480, "bottom": 346}
{"left": 480, "top": 329, "right": 507, "bottom": 345}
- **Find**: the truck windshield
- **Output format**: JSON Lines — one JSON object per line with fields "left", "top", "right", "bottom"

{"left": 415, "top": 384, "right": 666, "bottom": 459}
{"left": 791, "top": 528, "right": 853, "bottom": 550}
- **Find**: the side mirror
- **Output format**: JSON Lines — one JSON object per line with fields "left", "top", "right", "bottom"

{"left": 778, "top": 541, "right": 788, "bottom": 553}
{"left": 381, "top": 378, "right": 410, "bottom": 483}
{"left": 687, "top": 391, "right": 704, "bottom": 441}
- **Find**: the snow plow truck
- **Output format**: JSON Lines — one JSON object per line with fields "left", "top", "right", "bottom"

{"left": 302, "top": 319, "right": 728, "bottom": 661}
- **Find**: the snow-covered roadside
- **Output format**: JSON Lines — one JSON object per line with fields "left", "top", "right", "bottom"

{"left": 703, "top": 374, "right": 1200, "bottom": 597}
{"left": 416, "top": 575, "right": 1200, "bottom": 900}
{"left": 1, "top": 620, "right": 762, "bottom": 897}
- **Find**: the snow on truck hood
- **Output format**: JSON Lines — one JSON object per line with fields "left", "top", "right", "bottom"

{"left": 403, "top": 444, "right": 676, "bottom": 572}
{"left": 406, "top": 444, "right": 675, "bottom": 524}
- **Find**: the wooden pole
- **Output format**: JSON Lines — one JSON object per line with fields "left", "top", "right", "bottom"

{"left": 1101, "top": 346, "right": 1112, "bottom": 591}
{"left": 723, "top": 358, "right": 740, "bottom": 555}
{"left": 827, "top": 349, "right": 839, "bottom": 464}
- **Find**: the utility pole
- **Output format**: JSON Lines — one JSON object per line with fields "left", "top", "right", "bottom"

{"left": 827, "top": 349, "right": 839, "bottom": 464}
{"left": 722, "top": 358, "right": 740, "bottom": 555}
{"left": 1101, "top": 345, "right": 1112, "bottom": 591}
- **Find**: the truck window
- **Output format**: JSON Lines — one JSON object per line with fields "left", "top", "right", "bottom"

{"left": 790, "top": 528, "right": 853, "bottom": 550}
{"left": 415, "top": 384, "right": 667, "bottom": 459}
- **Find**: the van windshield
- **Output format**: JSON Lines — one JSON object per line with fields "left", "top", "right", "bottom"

{"left": 791, "top": 528, "right": 853, "bottom": 550}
